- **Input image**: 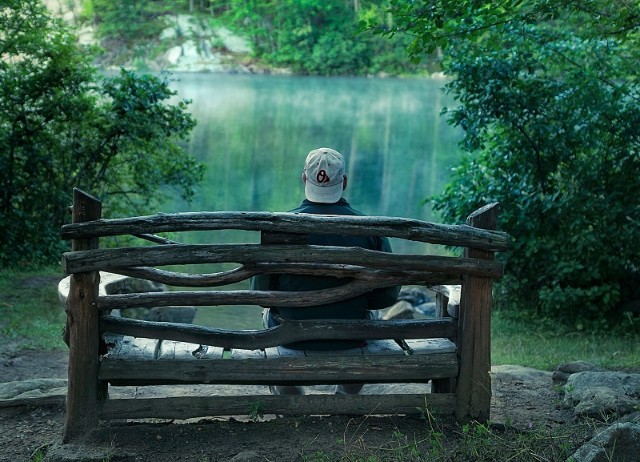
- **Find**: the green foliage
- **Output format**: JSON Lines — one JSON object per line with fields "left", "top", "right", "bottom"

{"left": 0, "top": 268, "right": 66, "bottom": 351}
{"left": 491, "top": 309, "right": 639, "bottom": 370}
{"left": 383, "top": 1, "right": 640, "bottom": 327}
{"left": 81, "top": 0, "right": 428, "bottom": 75}
{"left": 248, "top": 400, "right": 266, "bottom": 422}
{"left": 0, "top": 1, "right": 204, "bottom": 267}
{"left": 89, "top": 0, "right": 180, "bottom": 65}
{"left": 224, "top": 0, "right": 420, "bottom": 75}
{"left": 92, "top": 0, "right": 173, "bottom": 44}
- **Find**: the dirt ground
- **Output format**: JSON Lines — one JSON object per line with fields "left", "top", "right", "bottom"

{"left": 0, "top": 346, "right": 588, "bottom": 462}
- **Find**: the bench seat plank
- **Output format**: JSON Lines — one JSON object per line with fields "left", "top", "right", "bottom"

{"left": 98, "top": 393, "right": 456, "bottom": 420}
{"left": 105, "top": 336, "right": 160, "bottom": 360}
{"left": 106, "top": 337, "right": 456, "bottom": 359}
{"left": 157, "top": 339, "right": 206, "bottom": 360}
{"left": 230, "top": 348, "right": 266, "bottom": 359}
{"left": 100, "top": 336, "right": 458, "bottom": 386}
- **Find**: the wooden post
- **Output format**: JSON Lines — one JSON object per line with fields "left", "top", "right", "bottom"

{"left": 455, "top": 203, "right": 499, "bottom": 422}
{"left": 63, "top": 189, "right": 102, "bottom": 442}
{"left": 431, "top": 287, "right": 454, "bottom": 394}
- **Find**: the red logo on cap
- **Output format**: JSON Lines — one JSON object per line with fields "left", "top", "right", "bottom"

{"left": 316, "top": 170, "right": 330, "bottom": 183}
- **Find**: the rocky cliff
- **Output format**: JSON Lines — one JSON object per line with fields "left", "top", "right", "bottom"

{"left": 42, "top": 0, "right": 256, "bottom": 73}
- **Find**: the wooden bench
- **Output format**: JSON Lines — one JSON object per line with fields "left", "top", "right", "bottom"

{"left": 60, "top": 188, "right": 508, "bottom": 442}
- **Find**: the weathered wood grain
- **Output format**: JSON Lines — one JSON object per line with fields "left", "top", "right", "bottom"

{"left": 61, "top": 211, "right": 509, "bottom": 251}
{"left": 99, "top": 316, "right": 458, "bottom": 349}
{"left": 62, "top": 244, "right": 505, "bottom": 277}
{"left": 98, "top": 393, "right": 456, "bottom": 420}
{"left": 63, "top": 188, "right": 102, "bottom": 443}
{"left": 61, "top": 199, "right": 507, "bottom": 439}
{"left": 102, "top": 263, "right": 463, "bottom": 288}
{"left": 455, "top": 203, "right": 497, "bottom": 422}
{"left": 100, "top": 352, "right": 459, "bottom": 385}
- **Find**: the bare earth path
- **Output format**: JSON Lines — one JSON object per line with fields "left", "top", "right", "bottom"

{"left": 0, "top": 348, "right": 581, "bottom": 462}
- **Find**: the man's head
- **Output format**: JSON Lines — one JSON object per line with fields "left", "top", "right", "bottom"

{"left": 302, "top": 147, "right": 347, "bottom": 203}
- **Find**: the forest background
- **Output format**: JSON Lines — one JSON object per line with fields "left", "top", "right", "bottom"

{"left": 1, "top": 0, "right": 639, "bottom": 337}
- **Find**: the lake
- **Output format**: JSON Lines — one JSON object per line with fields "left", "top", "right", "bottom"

{"left": 163, "top": 73, "right": 464, "bottom": 327}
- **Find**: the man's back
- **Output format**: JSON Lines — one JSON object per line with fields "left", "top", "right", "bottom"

{"left": 253, "top": 147, "right": 399, "bottom": 350}
{"left": 261, "top": 197, "right": 398, "bottom": 349}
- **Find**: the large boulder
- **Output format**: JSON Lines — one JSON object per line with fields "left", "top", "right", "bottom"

{"left": 0, "top": 379, "right": 67, "bottom": 406}
{"left": 553, "top": 361, "right": 607, "bottom": 384}
{"left": 569, "top": 422, "right": 640, "bottom": 462}
{"left": 564, "top": 371, "right": 640, "bottom": 419}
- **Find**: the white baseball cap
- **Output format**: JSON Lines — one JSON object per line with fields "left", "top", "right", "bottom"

{"left": 303, "top": 148, "right": 345, "bottom": 203}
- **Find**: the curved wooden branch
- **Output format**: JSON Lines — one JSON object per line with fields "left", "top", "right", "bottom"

{"left": 108, "top": 263, "right": 463, "bottom": 287}
{"left": 97, "top": 277, "right": 403, "bottom": 310}
{"left": 61, "top": 210, "right": 509, "bottom": 251}
{"left": 99, "top": 316, "right": 458, "bottom": 349}
{"left": 63, "top": 244, "right": 505, "bottom": 277}
{"left": 109, "top": 265, "right": 257, "bottom": 287}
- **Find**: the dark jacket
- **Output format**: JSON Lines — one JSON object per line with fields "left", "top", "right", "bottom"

{"left": 251, "top": 198, "right": 400, "bottom": 350}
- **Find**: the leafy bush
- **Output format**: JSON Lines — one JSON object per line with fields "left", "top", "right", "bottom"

{"left": 0, "top": 1, "right": 204, "bottom": 268}
{"left": 307, "top": 30, "right": 368, "bottom": 75}
{"left": 225, "top": 0, "right": 425, "bottom": 76}
{"left": 383, "top": 1, "right": 640, "bottom": 327}
{"left": 92, "top": 0, "right": 171, "bottom": 44}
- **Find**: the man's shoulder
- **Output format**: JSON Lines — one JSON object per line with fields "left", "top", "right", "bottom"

{"left": 290, "top": 199, "right": 366, "bottom": 217}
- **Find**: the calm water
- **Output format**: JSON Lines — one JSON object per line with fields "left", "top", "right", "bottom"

{"left": 163, "top": 74, "right": 464, "bottom": 327}
{"left": 165, "top": 74, "right": 462, "bottom": 231}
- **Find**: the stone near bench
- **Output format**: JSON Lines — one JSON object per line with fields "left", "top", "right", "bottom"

{"left": 58, "top": 272, "right": 197, "bottom": 324}
{"left": 564, "top": 371, "right": 640, "bottom": 419}
{"left": 570, "top": 421, "right": 640, "bottom": 462}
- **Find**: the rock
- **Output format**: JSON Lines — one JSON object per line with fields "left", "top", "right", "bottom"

{"left": 397, "top": 287, "right": 433, "bottom": 306}
{"left": 43, "top": 5, "right": 255, "bottom": 73}
{"left": 145, "top": 306, "right": 197, "bottom": 324}
{"left": 59, "top": 272, "right": 197, "bottom": 324}
{"left": 215, "top": 26, "right": 252, "bottom": 54}
{"left": 492, "top": 364, "right": 553, "bottom": 382}
{"left": 107, "top": 276, "right": 166, "bottom": 295}
{"left": 564, "top": 371, "right": 640, "bottom": 419}
{"left": 0, "top": 379, "right": 67, "bottom": 406}
{"left": 553, "top": 361, "right": 606, "bottom": 384}
{"left": 413, "top": 302, "right": 436, "bottom": 317}
{"left": 568, "top": 422, "right": 640, "bottom": 462}
{"left": 382, "top": 301, "right": 415, "bottom": 320}
{"left": 154, "top": 15, "right": 251, "bottom": 72}
{"left": 165, "top": 45, "right": 183, "bottom": 65}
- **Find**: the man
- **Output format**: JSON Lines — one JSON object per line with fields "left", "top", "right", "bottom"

{"left": 251, "top": 147, "right": 399, "bottom": 394}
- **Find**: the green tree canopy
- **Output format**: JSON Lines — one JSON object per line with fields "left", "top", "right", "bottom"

{"left": 381, "top": 0, "right": 640, "bottom": 327}
{"left": 0, "top": 0, "right": 204, "bottom": 267}
{"left": 224, "top": 0, "right": 422, "bottom": 75}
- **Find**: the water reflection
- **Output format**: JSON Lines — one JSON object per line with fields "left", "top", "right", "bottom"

{"left": 166, "top": 74, "right": 462, "bottom": 226}
{"left": 161, "top": 74, "right": 464, "bottom": 328}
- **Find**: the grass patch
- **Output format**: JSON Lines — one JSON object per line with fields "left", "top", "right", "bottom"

{"left": 0, "top": 267, "right": 67, "bottom": 352}
{"left": 298, "top": 419, "right": 591, "bottom": 462}
{"left": 491, "top": 309, "right": 640, "bottom": 370}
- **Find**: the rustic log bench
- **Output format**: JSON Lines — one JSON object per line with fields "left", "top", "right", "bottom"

{"left": 60, "top": 188, "right": 508, "bottom": 442}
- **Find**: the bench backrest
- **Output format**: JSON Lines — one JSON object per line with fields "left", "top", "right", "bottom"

{"left": 60, "top": 188, "right": 508, "bottom": 442}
